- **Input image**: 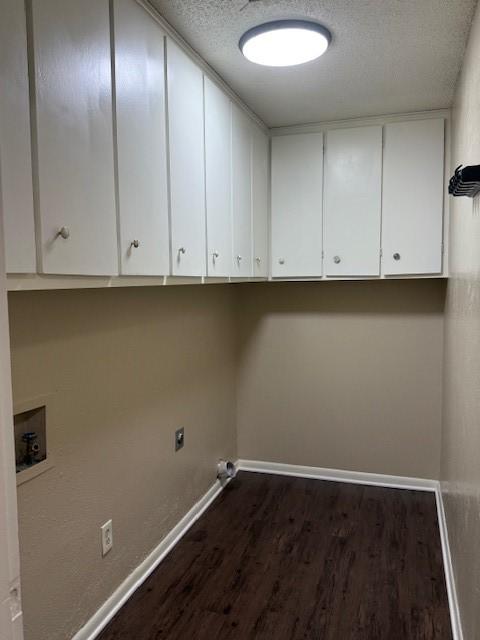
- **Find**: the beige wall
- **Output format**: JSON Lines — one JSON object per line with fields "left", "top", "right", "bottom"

{"left": 442, "top": 3, "right": 480, "bottom": 639}
{"left": 236, "top": 280, "right": 445, "bottom": 479}
{"left": 9, "top": 278, "right": 448, "bottom": 640}
{"left": 8, "top": 285, "right": 237, "bottom": 640}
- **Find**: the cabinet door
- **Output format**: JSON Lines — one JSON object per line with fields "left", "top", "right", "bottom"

{"left": 231, "top": 106, "right": 253, "bottom": 278}
{"left": 271, "top": 133, "right": 323, "bottom": 278}
{"left": 114, "top": 0, "right": 169, "bottom": 276}
{"left": 167, "top": 40, "right": 206, "bottom": 277}
{"left": 252, "top": 126, "right": 269, "bottom": 278}
{"left": 382, "top": 119, "right": 445, "bottom": 275}
{"left": 0, "top": 0, "right": 36, "bottom": 273}
{"left": 204, "top": 78, "right": 232, "bottom": 277}
{"left": 324, "top": 126, "right": 382, "bottom": 276}
{"left": 31, "top": 0, "right": 118, "bottom": 275}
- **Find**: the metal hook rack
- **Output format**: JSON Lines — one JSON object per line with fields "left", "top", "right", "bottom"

{"left": 448, "top": 164, "right": 480, "bottom": 198}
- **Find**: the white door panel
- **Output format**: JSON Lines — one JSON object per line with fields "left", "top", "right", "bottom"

{"left": 231, "top": 105, "right": 252, "bottom": 278}
{"left": 252, "top": 127, "right": 269, "bottom": 278}
{"left": 204, "top": 78, "right": 232, "bottom": 277}
{"left": 324, "top": 126, "right": 382, "bottom": 277}
{"left": 382, "top": 119, "right": 445, "bottom": 275}
{"left": 114, "top": 0, "right": 169, "bottom": 276}
{"left": 31, "top": 0, "right": 118, "bottom": 276}
{"left": 271, "top": 133, "right": 323, "bottom": 278}
{"left": 167, "top": 40, "right": 206, "bottom": 277}
{"left": 0, "top": 0, "right": 36, "bottom": 274}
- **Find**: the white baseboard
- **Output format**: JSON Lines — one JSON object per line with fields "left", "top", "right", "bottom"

{"left": 72, "top": 460, "right": 462, "bottom": 640}
{"left": 435, "top": 488, "right": 464, "bottom": 640}
{"left": 72, "top": 478, "right": 227, "bottom": 640}
{"left": 237, "top": 459, "right": 439, "bottom": 491}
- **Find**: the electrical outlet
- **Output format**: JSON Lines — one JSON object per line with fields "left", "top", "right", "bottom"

{"left": 101, "top": 519, "right": 113, "bottom": 556}
{"left": 175, "top": 427, "right": 185, "bottom": 451}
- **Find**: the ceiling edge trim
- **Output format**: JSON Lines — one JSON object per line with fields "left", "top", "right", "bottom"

{"left": 269, "top": 108, "right": 452, "bottom": 135}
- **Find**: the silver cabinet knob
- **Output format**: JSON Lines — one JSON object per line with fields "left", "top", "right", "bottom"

{"left": 57, "top": 226, "right": 70, "bottom": 240}
{"left": 255, "top": 257, "right": 261, "bottom": 264}
{"left": 131, "top": 239, "right": 140, "bottom": 249}
{"left": 236, "top": 255, "right": 242, "bottom": 262}
{"left": 178, "top": 247, "right": 186, "bottom": 255}
{"left": 393, "top": 252, "right": 401, "bottom": 261}
{"left": 212, "top": 251, "right": 219, "bottom": 260}
{"left": 278, "top": 258, "right": 285, "bottom": 265}
{"left": 333, "top": 255, "right": 341, "bottom": 264}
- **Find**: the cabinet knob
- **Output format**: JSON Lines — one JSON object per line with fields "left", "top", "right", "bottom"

{"left": 255, "top": 257, "right": 261, "bottom": 264}
{"left": 178, "top": 247, "right": 186, "bottom": 255}
{"left": 236, "top": 255, "right": 242, "bottom": 262}
{"left": 57, "top": 226, "right": 70, "bottom": 240}
{"left": 278, "top": 258, "right": 285, "bottom": 265}
{"left": 393, "top": 252, "right": 401, "bottom": 261}
{"left": 212, "top": 251, "right": 219, "bottom": 260}
{"left": 130, "top": 240, "right": 140, "bottom": 249}
{"left": 333, "top": 255, "right": 341, "bottom": 264}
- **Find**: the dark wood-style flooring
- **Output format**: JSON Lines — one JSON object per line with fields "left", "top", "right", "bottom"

{"left": 98, "top": 472, "right": 452, "bottom": 640}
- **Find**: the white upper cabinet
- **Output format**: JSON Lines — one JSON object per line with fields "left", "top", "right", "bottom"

{"left": 30, "top": 0, "right": 118, "bottom": 276}
{"left": 0, "top": 0, "right": 36, "bottom": 273}
{"left": 204, "top": 77, "right": 232, "bottom": 278}
{"left": 113, "top": 0, "right": 169, "bottom": 276}
{"left": 231, "top": 105, "right": 253, "bottom": 278}
{"left": 167, "top": 40, "right": 206, "bottom": 277}
{"left": 271, "top": 133, "right": 324, "bottom": 278}
{"left": 382, "top": 119, "right": 445, "bottom": 275}
{"left": 252, "top": 126, "right": 269, "bottom": 278}
{"left": 2, "top": 0, "right": 447, "bottom": 291}
{"left": 324, "top": 126, "right": 382, "bottom": 277}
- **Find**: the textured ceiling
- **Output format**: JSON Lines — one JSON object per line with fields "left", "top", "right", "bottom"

{"left": 150, "top": 0, "right": 477, "bottom": 128}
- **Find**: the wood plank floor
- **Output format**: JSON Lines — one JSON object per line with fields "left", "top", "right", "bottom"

{"left": 98, "top": 472, "right": 452, "bottom": 640}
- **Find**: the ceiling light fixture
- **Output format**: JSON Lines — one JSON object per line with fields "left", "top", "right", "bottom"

{"left": 239, "top": 20, "right": 332, "bottom": 67}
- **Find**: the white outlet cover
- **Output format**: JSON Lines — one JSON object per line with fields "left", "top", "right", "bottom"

{"left": 101, "top": 519, "right": 113, "bottom": 556}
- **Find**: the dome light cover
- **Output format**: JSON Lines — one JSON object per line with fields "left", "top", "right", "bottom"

{"left": 239, "top": 20, "right": 332, "bottom": 67}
